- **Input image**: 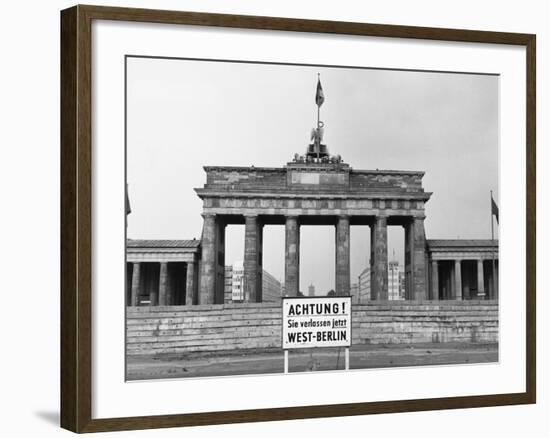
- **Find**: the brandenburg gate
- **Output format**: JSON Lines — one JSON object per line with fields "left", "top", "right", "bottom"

{"left": 195, "top": 145, "right": 432, "bottom": 304}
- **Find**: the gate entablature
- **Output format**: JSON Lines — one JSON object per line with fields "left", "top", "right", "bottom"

{"left": 195, "top": 162, "right": 431, "bottom": 218}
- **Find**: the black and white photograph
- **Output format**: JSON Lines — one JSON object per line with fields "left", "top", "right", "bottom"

{"left": 124, "top": 57, "right": 500, "bottom": 380}
{"left": 2, "top": 0, "right": 544, "bottom": 435}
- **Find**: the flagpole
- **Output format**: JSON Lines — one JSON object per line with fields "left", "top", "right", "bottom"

{"left": 317, "top": 73, "right": 320, "bottom": 160}
{"left": 490, "top": 190, "right": 496, "bottom": 300}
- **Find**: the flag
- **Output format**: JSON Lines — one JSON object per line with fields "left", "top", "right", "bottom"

{"left": 315, "top": 78, "right": 325, "bottom": 107}
{"left": 491, "top": 195, "right": 499, "bottom": 224}
{"left": 126, "top": 184, "right": 132, "bottom": 215}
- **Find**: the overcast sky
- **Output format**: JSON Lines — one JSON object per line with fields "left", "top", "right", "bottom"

{"left": 126, "top": 57, "right": 498, "bottom": 295}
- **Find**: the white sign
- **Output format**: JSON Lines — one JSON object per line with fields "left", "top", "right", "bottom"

{"left": 282, "top": 296, "right": 352, "bottom": 349}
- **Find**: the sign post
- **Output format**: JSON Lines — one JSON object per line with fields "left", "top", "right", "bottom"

{"left": 282, "top": 296, "right": 352, "bottom": 373}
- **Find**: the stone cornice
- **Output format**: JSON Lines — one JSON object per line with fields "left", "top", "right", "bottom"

{"left": 127, "top": 251, "right": 197, "bottom": 263}
{"left": 195, "top": 188, "right": 432, "bottom": 201}
{"left": 430, "top": 250, "right": 499, "bottom": 261}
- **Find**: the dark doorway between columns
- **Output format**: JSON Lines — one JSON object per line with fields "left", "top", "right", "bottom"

{"left": 167, "top": 262, "right": 187, "bottom": 305}
{"left": 139, "top": 262, "right": 159, "bottom": 306}
{"left": 437, "top": 261, "right": 454, "bottom": 300}
{"left": 126, "top": 263, "right": 133, "bottom": 305}
{"left": 461, "top": 260, "right": 478, "bottom": 300}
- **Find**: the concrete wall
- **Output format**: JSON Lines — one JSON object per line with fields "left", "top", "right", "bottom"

{"left": 127, "top": 303, "right": 281, "bottom": 356}
{"left": 126, "top": 301, "right": 498, "bottom": 356}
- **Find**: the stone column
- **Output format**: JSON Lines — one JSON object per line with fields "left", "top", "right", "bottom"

{"left": 285, "top": 216, "right": 300, "bottom": 296}
{"left": 454, "top": 260, "right": 463, "bottom": 300}
{"left": 371, "top": 216, "right": 388, "bottom": 300}
{"left": 130, "top": 262, "right": 140, "bottom": 307}
{"left": 335, "top": 216, "right": 351, "bottom": 296}
{"left": 199, "top": 214, "right": 217, "bottom": 304}
{"left": 412, "top": 217, "right": 427, "bottom": 301}
{"left": 165, "top": 265, "right": 173, "bottom": 305}
{"left": 257, "top": 224, "right": 264, "bottom": 302}
{"left": 185, "top": 261, "right": 195, "bottom": 305}
{"left": 244, "top": 215, "right": 261, "bottom": 302}
{"left": 477, "top": 259, "right": 485, "bottom": 298}
{"left": 404, "top": 223, "right": 413, "bottom": 300}
{"left": 158, "top": 262, "right": 168, "bottom": 305}
{"left": 431, "top": 260, "right": 439, "bottom": 301}
{"left": 214, "top": 219, "right": 226, "bottom": 304}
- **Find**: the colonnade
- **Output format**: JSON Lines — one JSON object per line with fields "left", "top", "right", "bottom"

{"left": 128, "top": 261, "right": 196, "bottom": 306}
{"left": 199, "top": 213, "right": 428, "bottom": 304}
{"left": 430, "top": 258, "right": 499, "bottom": 300}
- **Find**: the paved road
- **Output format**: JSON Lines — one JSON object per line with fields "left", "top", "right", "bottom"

{"left": 126, "top": 342, "right": 498, "bottom": 380}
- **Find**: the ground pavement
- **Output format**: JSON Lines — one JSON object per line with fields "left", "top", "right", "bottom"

{"left": 126, "top": 342, "right": 498, "bottom": 380}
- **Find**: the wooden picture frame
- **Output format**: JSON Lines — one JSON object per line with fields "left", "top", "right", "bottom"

{"left": 60, "top": 4, "right": 536, "bottom": 433}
